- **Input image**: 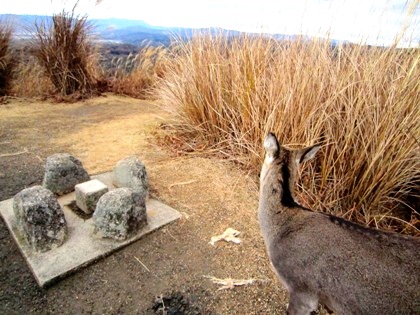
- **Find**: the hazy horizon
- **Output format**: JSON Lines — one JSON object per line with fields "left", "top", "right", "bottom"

{"left": 0, "top": 0, "right": 418, "bottom": 47}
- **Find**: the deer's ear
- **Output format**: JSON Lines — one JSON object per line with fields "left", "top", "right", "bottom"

{"left": 296, "top": 144, "right": 321, "bottom": 164}
{"left": 264, "top": 132, "right": 280, "bottom": 160}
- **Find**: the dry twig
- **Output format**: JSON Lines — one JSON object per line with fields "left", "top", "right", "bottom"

{"left": 0, "top": 148, "right": 28, "bottom": 158}
{"left": 134, "top": 256, "right": 151, "bottom": 273}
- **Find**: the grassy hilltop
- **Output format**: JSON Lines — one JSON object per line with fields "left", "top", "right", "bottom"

{"left": 0, "top": 11, "right": 419, "bottom": 235}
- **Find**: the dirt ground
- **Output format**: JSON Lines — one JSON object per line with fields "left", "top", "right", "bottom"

{"left": 0, "top": 94, "right": 290, "bottom": 314}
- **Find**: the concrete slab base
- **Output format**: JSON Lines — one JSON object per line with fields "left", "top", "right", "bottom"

{"left": 0, "top": 172, "right": 181, "bottom": 288}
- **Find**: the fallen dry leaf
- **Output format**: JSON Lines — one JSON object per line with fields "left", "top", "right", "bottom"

{"left": 209, "top": 227, "right": 241, "bottom": 245}
{"left": 204, "top": 275, "right": 260, "bottom": 291}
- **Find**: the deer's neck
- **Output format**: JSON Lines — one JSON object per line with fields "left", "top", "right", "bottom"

{"left": 258, "top": 165, "right": 300, "bottom": 236}
{"left": 260, "top": 164, "right": 299, "bottom": 208}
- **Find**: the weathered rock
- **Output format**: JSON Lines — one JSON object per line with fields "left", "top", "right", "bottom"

{"left": 13, "top": 186, "right": 67, "bottom": 252}
{"left": 75, "top": 179, "right": 108, "bottom": 214}
{"left": 43, "top": 153, "right": 90, "bottom": 195}
{"left": 113, "top": 156, "right": 148, "bottom": 200}
{"left": 93, "top": 188, "right": 147, "bottom": 240}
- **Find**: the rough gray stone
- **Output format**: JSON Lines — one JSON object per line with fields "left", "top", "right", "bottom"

{"left": 13, "top": 186, "right": 67, "bottom": 252}
{"left": 75, "top": 179, "right": 109, "bottom": 214}
{"left": 43, "top": 153, "right": 90, "bottom": 195}
{"left": 93, "top": 188, "right": 147, "bottom": 240}
{"left": 112, "top": 156, "right": 148, "bottom": 201}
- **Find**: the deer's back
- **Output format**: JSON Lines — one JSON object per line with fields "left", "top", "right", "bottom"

{"left": 266, "top": 209, "right": 420, "bottom": 314}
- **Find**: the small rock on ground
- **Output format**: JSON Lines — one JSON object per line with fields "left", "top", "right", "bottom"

{"left": 93, "top": 188, "right": 147, "bottom": 240}
{"left": 13, "top": 185, "right": 67, "bottom": 252}
{"left": 113, "top": 156, "right": 148, "bottom": 201}
{"left": 43, "top": 153, "right": 90, "bottom": 195}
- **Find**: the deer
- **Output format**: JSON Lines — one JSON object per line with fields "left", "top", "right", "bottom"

{"left": 258, "top": 132, "right": 420, "bottom": 314}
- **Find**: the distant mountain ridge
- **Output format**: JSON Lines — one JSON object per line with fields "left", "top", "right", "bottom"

{"left": 1, "top": 14, "right": 346, "bottom": 47}
{"left": 92, "top": 18, "right": 188, "bottom": 45}
{"left": 1, "top": 14, "right": 225, "bottom": 45}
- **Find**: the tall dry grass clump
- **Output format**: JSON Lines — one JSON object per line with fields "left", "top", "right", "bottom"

{"left": 0, "top": 23, "right": 14, "bottom": 96}
{"left": 31, "top": 10, "right": 98, "bottom": 97}
{"left": 156, "top": 32, "right": 420, "bottom": 235}
{"left": 11, "top": 53, "right": 54, "bottom": 98}
{"left": 110, "top": 44, "right": 167, "bottom": 99}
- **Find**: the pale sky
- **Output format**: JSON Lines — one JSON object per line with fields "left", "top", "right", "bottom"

{"left": 0, "top": 0, "right": 419, "bottom": 47}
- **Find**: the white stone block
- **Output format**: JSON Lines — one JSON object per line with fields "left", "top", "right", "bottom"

{"left": 75, "top": 179, "right": 108, "bottom": 214}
